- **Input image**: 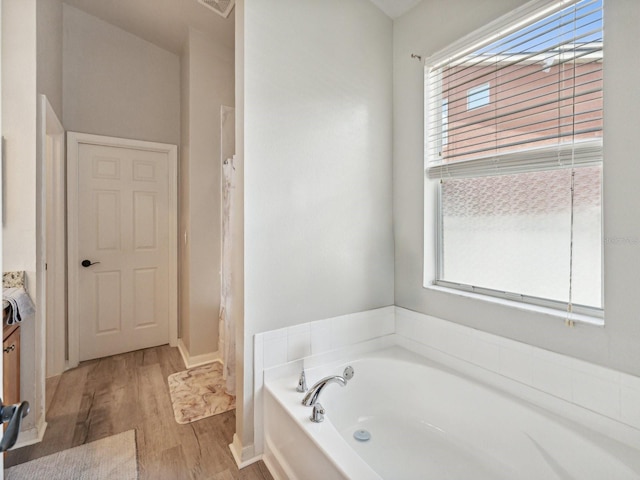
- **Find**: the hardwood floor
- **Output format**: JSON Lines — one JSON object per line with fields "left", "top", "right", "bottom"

{"left": 5, "top": 345, "right": 274, "bottom": 480}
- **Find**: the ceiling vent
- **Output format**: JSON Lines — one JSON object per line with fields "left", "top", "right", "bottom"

{"left": 197, "top": 0, "right": 235, "bottom": 18}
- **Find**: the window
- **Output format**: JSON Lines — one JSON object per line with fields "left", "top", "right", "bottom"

{"left": 467, "top": 83, "right": 491, "bottom": 110}
{"left": 442, "top": 99, "right": 449, "bottom": 145}
{"left": 425, "top": 0, "right": 603, "bottom": 317}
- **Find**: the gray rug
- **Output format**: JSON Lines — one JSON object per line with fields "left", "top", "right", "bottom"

{"left": 5, "top": 430, "right": 138, "bottom": 479}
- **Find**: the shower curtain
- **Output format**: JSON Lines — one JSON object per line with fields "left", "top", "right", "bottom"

{"left": 219, "top": 154, "right": 236, "bottom": 396}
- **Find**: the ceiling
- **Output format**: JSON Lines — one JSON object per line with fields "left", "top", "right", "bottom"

{"left": 63, "top": 0, "right": 235, "bottom": 54}
{"left": 368, "top": 0, "right": 422, "bottom": 18}
{"left": 62, "top": 0, "right": 420, "bottom": 56}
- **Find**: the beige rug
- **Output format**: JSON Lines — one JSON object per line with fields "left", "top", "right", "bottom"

{"left": 5, "top": 430, "right": 137, "bottom": 480}
{"left": 168, "top": 361, "right": 235, "bottom": 424}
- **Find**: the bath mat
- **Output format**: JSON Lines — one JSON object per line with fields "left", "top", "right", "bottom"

{"left": 168, "top": 361, "right": 235, "bottom": 424}
{"left": 5, "top": 430, "right": 138, "bottom": 480}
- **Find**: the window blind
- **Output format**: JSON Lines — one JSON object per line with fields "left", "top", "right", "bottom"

{"left": 425, "top": 0, "right": 603, "bottom": 174}
{"left": 424, "top": 0, "right": 604, "bottom": 316}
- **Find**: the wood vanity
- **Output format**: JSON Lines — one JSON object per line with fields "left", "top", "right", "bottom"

{"left": 3, "top": 307, "right": 20, "bottom": 406}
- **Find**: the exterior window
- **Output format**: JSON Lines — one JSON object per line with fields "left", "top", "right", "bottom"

{"left": 425, "top": 0, "right": 603, "bottom": 317}
{"left": 442, "top": 99, "right": 449, "bottom": 146}
{"left": 467, "top": 83, "right": 490, "bottom": 110}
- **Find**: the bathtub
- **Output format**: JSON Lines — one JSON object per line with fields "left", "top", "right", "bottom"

{"left": 262, "top": 346, "right": 640, "bottom": 480}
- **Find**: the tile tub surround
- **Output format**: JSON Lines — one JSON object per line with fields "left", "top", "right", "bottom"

{"left": 394, "top": 308, "right": 640, "bottom": 432}
{"left": 253, "top": 306, "right": 640, "bottom": 457}
{"left": 254, "top": 307, "right": 395, "bottom": 455}
{"left": 258, "top": 306, "right": 395, "bottom": 371}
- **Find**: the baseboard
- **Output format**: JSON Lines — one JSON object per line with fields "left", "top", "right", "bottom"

{"left": 229, "top": 434, "right": 261, "bottom": 469}
{"left": 13, "top": 419, "right": 47, "bottom": 450}
{"left": 177, "top": 338, "right": 220, "bottom": 369}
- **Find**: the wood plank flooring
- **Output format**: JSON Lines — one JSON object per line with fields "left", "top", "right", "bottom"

{"left": 5, "top": 345, "right": 273, "bottom": 480}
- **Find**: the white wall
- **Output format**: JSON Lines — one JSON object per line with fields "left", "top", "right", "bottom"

{"left": 3, "top": 0, "right": 64, "bottom": 440}
{"left": 393, "top": 0, "right": 640, "bottom": 377}
{"left": 36, "top": 0, "right": 63, "bottom": 119}
{"left": 233, "top": 0, "right": 246, "bottom": 457}
{"left": 62, "top": 4, "right": 180, "bottom": 145}
{"left": 2, "top": 1, "right": 37, "bottom": 283}
{"left": 238, "top": 0, "right": 394, "bottom": 458}
{"left": 2, "top": 0, "right": 44, "bottom": 437}
{"left": 179, "top": 38, "right": 192, "bottom": 352}
{"left": 179, "top": 29, "right": 234, "bottom": 359}
{"left": 37, "top": 0, "right": 64, "bottom": 382}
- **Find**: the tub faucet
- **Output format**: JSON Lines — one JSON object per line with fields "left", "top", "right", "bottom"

{"left": 301, "top": 366, "right": 354, "bottom": 420}
{"left": 301, "top": 375, "right": 347, "bottom": 407}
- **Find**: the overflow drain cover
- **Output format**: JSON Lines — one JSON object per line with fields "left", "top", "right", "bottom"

{"left": 353, "top": 429, "right": 371, "bottom": 442}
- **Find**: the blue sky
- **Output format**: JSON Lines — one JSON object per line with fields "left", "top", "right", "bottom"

{"left": 477, "top": 0, "right": 603, "bottom": 56}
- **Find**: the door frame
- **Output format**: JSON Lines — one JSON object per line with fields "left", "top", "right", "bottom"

{"left": 66, "top": 132, "right": 178, "bottom": 369}
{"left": 42, "top": 95, "right": 66, "bottom": 378}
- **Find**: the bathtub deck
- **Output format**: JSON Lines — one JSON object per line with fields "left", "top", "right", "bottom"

{"left": 264, "top": 346, "right": 640, "bottom": 480}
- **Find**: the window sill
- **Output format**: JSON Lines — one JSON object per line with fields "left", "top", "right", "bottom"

{"left": 424, "top": 284, "right": 604, "bottom": 327}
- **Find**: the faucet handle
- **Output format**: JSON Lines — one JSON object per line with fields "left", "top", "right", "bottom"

{"left": 310, "top": 403, "right": 325, "bottom": 423}
{"left": 343, "top": 366, "right": 354, "bottom": 381}
{"left": 296, "top": 369, "right": 308, "bottom": 392}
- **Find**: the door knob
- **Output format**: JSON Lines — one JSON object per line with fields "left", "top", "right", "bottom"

{"left": 0, "top": 399, "right": 29, "bottom": 451}
{"left": 81, "top": 259, "right": 101, "bottom": 267}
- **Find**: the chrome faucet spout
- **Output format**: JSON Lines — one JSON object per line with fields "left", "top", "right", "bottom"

{"left": 301, "top": 375, "right": 347, "bottom": 406}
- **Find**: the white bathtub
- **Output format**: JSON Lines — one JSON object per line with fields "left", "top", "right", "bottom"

{"left": 263, "top": 346, "right": 640, "bottom": 480}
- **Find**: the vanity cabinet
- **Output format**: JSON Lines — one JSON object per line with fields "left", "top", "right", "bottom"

{"left": 3, "top": 322, "right": 20, "bottom": 405}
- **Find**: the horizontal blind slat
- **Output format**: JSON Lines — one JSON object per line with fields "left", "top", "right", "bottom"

{"left": 435, "top": 85, "right": 603, "bottom": 138}
{"left": 427, "top": 54, "right": 603, "bottom": 121}
{"left": 446, "top": 26, "right": 603, "bottom": 90}
{"left": 442, "top": 44, "right": 602, "bottom": 108}
{"left": 427, "top": 140, "right": 603, "bottom": 179}
{"left": 466, "top": 0, "right": 602, "bottom": 61}
{"left": 438, "top": 120, "right": 602, "bottom": 157}
{"left": 426, "top": 0, "right": 603, "bottom": 167}
{"left": 426, "top": 0, "right": 601, "bottom": 70}
{"left": 448, "top": 30, "right": 602, "bottom": 93}
{"left": 438, "top": 128, "right": 602, "bottom": 163}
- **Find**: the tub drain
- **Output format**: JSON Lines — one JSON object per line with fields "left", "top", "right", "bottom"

{"left": 353, "top": 429, "right": 371, "bottom": 442}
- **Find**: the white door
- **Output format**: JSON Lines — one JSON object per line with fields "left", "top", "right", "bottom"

{"left": 68, "top": 133, "right": 177, "bottom": 362}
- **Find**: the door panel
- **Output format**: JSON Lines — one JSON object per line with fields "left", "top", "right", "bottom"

{"left": 133, "top": 268, "right": 158, "bottom": 328}
{"left": 95, "top": 271, "right": 122, "bottom": 334}
{"left": 133, "top": 192, "right": 157, "bottom": 249}
{"left": 77, "top": 143, "right": 171, "bottom": 361}
{"left": 96, "top": 191, "right": 121, "bottom": 250}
